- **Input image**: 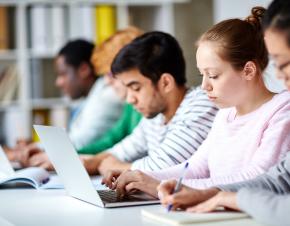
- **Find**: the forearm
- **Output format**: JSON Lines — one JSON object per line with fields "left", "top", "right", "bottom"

{"left": 109, "top": 161, "right": 132, "bottom": 172}
{"left": 82, "top": 152, "right": 111, "bottom": 175}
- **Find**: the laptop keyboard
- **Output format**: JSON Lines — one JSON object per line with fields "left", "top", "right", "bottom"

{"left": 97, "top": 190, "right": 152, "bottom": 203}
{"left": 97, "top": 190, "right": 119, "bottom": 203}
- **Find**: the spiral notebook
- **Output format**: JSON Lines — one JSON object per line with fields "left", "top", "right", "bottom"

{"left": 141, "top": 208, "right": 249, "bottom": 225}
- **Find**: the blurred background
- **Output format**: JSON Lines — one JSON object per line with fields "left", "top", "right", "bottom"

{"left": 0, "top": 0, "right": 275, "bottom": 147}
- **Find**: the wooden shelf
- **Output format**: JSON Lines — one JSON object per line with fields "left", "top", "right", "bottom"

{"left": 0, "top": 50, "right": 17, "bottom": 60}
{"left": 28, "top": 50, "right": 56, "bottom": 59}
{"left": 31, "top": 97, "right": 73, "bottom": 108}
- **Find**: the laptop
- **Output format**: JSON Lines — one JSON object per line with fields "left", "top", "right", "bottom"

{"left": 33, "top": 125, "right": 160, "bottom": 208}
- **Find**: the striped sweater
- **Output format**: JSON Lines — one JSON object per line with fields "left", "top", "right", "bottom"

{"left": 108, "top": 86, "right": 218, "bottom": 171}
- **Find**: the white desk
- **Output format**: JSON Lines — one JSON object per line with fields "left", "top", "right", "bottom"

{"left": 0, "top": 189, "right": 265, "bottom": 226}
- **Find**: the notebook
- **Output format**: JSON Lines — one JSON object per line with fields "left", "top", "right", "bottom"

{"left": 141, "top": 208, "right": 249, "bottom": 225}
{"left": 0, "top": 146, "right": 50, "bottom": 188}
{"left": 33, "top": 125, "right": 160, "bottom": 208}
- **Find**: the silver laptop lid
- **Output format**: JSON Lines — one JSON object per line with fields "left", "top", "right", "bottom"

{"left": 33, "top": 125, "right": 104, "bottom": 207}
{"left": 0, "top": 146, "right": 15, "bottom": 177}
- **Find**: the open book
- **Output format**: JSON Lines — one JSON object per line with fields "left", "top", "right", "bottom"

{"left": 141, "top": 208, "right": 249, "bottom": 225}
{"left": 0, "top": 146, "right": 50, "bottom": 189}
{"left": 0, "top": 167, "right": 50, "bottom": 189}
{"left": 0, "top": 146, "right": 109, "bottom": 189}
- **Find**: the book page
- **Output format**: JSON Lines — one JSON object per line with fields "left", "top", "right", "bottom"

{"left": 0, "top": 167, "right": 49, "bottom": 189}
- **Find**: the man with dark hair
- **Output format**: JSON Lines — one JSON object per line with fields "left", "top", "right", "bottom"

{"left": 83, "top": 31, "right": 218, "bottom": 174}
{"left": 54, "top": 39, "right": 123, "bottom": 149}
{"left": 56, "top": 39, "right": 96, "bottom": 100}
{"left": 14, "top": 39, "right": 123, "bottom": 169}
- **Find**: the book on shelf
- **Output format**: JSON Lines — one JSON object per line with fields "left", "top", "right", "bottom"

{"left": 30, "top": 5, "right": 50, "bottom": 54}
{"left": 69, "top": 4, "right": 95, "bottom": 42}
{"left": 30, "top": 58, "right": 43, "bottom": 99}
{"left": 0, "top": 7, "right": 9, "bottom": 50}
{"left": 31, "top": 107, "right": 69, "bottom": 142}
{"left": 95, "top": 5, "right": 117, "bottom": 45}
{"left": 0, "top": 6, "right": 15, "bottom": 50}
{"left": 30, "top": 4, "right": 68, "bottom": 55}
{"left": 32, "top": 108, "right": 50, "bottom": 142}
{"left": 0, "top": 65, "right": 19, "bottom": 103}
{"left": 2, "top": 108, "right": 28, "bottom": 147}
{"left": 51, "top": 5, "right": 67, "bottom": 53}
{"left": 50, "top": 106, "right": 69, "bottom": 129}
{"left": 80, "top": 5, "right": 95, "bottom": 42}
{"left": 141, "top": 208, "right": 249, "bottom": 225}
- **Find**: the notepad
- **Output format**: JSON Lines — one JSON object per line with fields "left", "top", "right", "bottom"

{"left": 141, "top": 208, "right": 249, "bottom": 225}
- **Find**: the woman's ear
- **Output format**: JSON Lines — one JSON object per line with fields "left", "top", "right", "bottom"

{"left": 243, "top": 61, "right": 257, "bottom": 81}
{"left": 159, "top": 73, "right": 175, "bottom": 93}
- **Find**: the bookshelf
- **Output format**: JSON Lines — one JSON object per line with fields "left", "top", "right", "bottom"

{"left": 0, "top": 0, "right": 213, "bottom": 146}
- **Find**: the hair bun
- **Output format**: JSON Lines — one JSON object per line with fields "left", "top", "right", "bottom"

{"left": 245, "top": 6, "right": 266, "bottom": 30}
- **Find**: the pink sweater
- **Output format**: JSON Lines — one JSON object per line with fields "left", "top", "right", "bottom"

{"left": 146, "top": 91, "right": 290, "bottom": 189}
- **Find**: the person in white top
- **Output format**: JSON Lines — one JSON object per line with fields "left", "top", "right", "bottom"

{"left": 5, "top": 39, "right": 123, "bottom": 168}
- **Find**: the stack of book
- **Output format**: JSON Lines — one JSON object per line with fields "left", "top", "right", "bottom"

{"left": 0, "top": 65, "right": 18, "bottom": 104}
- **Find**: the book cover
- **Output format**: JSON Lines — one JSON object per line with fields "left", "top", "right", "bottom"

{"left": 95, "top": 5, "right": 116, "bottom": 45}
{"left": 30, "top": 5, "right": 50, "bottom": 54}
{"left": 0, "top": 65, "right": 19, "bottom": 103}
{"left": 0, "top": 7, "right": 9, "bottom": 50}
{"left": 68, "top": 5, "right": 95, "bottom": 41}
{"left": 51, "top": 5, "right": 67, "bottom": 53}
{"left": 142, "top": 208, "right": 248, "bottom": 225}
{"left": 80, "top": 5, "right": 95, "bottom": 42}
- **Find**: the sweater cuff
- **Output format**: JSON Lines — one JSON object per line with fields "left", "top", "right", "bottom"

{"left": 216, "top": 183, "right": 240, "bottom": 192}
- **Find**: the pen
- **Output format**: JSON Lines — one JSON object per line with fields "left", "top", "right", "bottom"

{"left": 167, "top": 162, "right": 189, "bottom": 212}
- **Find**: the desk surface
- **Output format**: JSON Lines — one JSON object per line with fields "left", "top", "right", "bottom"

{"left": 0, "top": 189, "right": 265, "bottom": 226}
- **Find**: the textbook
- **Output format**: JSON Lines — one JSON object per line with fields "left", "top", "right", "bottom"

{"left": 0, "top": 146, "right": 50, "bottom": 189}
{"left": 141, "top": 208, "right": 249, "bottom": 225}
{"left": 0, "top": 167, "right": 50, "bottom": 189}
